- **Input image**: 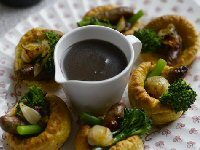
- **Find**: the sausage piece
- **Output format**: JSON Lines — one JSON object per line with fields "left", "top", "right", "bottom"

{"left": 95, "top": 7, "right": 134, "bottom": 22}
{"left": 104, "top": 102, "right": 125, "bottom": 131}
{"left": 0, "top": 116, "right": 23, "bottom": 134}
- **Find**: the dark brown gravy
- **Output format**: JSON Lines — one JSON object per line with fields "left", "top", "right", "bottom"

{"left": 63, "top": 39, "right": 127, "bottom": 81}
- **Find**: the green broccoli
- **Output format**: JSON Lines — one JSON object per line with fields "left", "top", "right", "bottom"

{"left": 77, "top": 17, "right": 115, "bottom": 29}
{"left": 160, "top": 79, "right": 197, "bottom": 112}
{"left": 112, "top": 108, "right": 152, "bottom": 144}
{"left": 134, "top": 29, "right": 162, "bottom": 52}
{"left": 45, "top": 31, "right": 60, "bottom": 49}
{"left": 19, "top": 85, "right": 47, "bottom": 108}
{"left": 45, "top": 31, "right": 60, "bottom": 73}
{"left": 16, "top": 85, "right": 47, "bottom": 119}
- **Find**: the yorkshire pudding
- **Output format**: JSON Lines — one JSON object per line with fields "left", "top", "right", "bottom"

{"left": 75, "top": 125, "right": 144, "bottom": 150}
{"left": 140, "top": 15, "right": 200, "bottom": 67}
{"left": 128, "top": 62, "right": 183, "bottom": 125}
{"left": 15, "top": 27, "right": 63, "bottom": 81}
{"left": 83, "top": 5, "right": 143, "bottom": 35}
{"left": 5, "top": 95, "right": 71, "bottom": 150}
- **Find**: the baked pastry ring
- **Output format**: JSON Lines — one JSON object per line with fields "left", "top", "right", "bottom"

{"left": 75, "top": 125, "right": 144, "bottom": 150}
{"left": 128, "top": 62, "right": 183, "bottom": 125}
{"left": 139, "top": 15, "right": 200, "bottom": 67}
{"left": 84, "top": 5, "right": 143, "bottom": 35}
{"left": 15, "top": 27, "right": 63, "bottom": 81}
{"left": 6, "top": 95, "right": 71, "bottom": 150}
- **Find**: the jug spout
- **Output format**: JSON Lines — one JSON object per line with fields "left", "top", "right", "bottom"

{"left": 54, "top": 55, "right": 67, "bottom": 83}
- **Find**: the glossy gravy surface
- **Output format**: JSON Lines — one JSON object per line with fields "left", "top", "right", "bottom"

{"left": 63, "top": 39, "right": 127, "bottom": 81}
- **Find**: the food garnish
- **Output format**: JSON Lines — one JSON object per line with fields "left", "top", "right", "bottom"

{"left": 146, "top": 59, "right": 197, "bottom": 112}
{"left": 19, "top": 103, "right": 41, "bottom": 124}
{"left": 79, "top": 103, "right": 152, "bottom": 148}
{"left": 112, "top": 108, "right": 152, "bottom": 145}
{"left": 17, "top": 125, "right": 43, "bottom": 135}
{"left": 80, "top": 112, "right": 103, "bottom": 126}
{"left": 0, "top": 85, "right": 49, "bottom": 136}
{"left": 134, "top": 29, "right": 162, "bottom": 53}
{"left": 145, "top": 76, "right": 169, "bottom": 98}
{"left": 78, "top": 6, "right": 144, "bottom": 34}
{"left": 77, "top": 17, "right": 115, "bottom": 29}
{"left": 15, "top": 28, "right": 62, "bottom": 80}
{"left": 167, "top": 66, "right": 188, "bottom": 83}
{"left": 17, "top": 85, "right": 47, "bottom": 114}
{"left": 147, "top": 59, "right": 167, "bottom": 78}
{"left": 104, "top": 102, "right": 125, "bottom": 131}
{"left": 88, "top": 125, "right": 113, "bottom": 147}
{"left": 44, "top": 31, "right": 60, "bottom": 74}
{"left": 136, "top": 21, "right": 186, "bottom": 65}
{"left": 128, "top": 10, "right": 144, "bottom": 25}
{"left": 160, "top": 79, "right": 197, "bottom": 112}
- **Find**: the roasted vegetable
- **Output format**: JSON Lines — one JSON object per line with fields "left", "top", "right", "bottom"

{"left": 18, "top": 85, "right": 46, "bottom": 109}
{"left": 167, "top": 66, "right": 188, "bottom": 83}
{"left": 104, "top": 102, "right": 125, "bottom": 131}
{"left": 44, "top": 31, "right": 60, "bottom": 73}
{"left": 19, "top": 103, "right": 41, "bottom": 124}
{"left": 17, "top": 85, "right": 48, "bottom": 121}
{"left": 147, "top": 59, "right": 167, "bottom": 78}
{"left": 77, "top": 17, "right": 115, "bottom": 29}
{"left": 160, "top": 79, "right": 197, "bottom": 112}
{"left": 88, "top": 125, "right": 113, "bottom": 147}
{"left": 116, "top": 16, "right": 126, "bottom": 32}
{"left": 80, "top": 112, "right": 103, "bottom": 126}
{"left": 112, "top": 108, "right": 152, "bottom": 144}
{"left": 128, "top": 10, "right": 144, "bottom": 25}
{"left": 145, "top": 76, "right": 169, "bottom": 98}
{"left": 45, "top": 31, "right": 60, "bottom": 49}
{"left": 92, "top": 6, "right": 134, "bottom": 22}
{"left": 158, "top": 24, "right": 182, "bottom": 65}
{"left": 0, "top": 116, "right": 23, "bottom": 134}
{"left": 134, "top": 29, "right": 162, "bottom": 52}
{"left": 17, "top": 124, "right": 43, "bottom": 135}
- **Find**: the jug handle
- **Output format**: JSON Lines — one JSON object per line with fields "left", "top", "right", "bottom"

{"left": 125, "top": 35, "right": 142, "bottom": 61}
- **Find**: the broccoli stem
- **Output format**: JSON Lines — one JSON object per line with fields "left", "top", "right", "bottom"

{"left": 147, "top": 59, "right": 167, "bottom": 78}
{"left": 128, "top": 10, "right": 144, "bottom": 25}
{"left": 80, "top": 112, "right": 103, "bottom": 125}
{"left": 17, "top": 125, "right": 43, "bottom": 135}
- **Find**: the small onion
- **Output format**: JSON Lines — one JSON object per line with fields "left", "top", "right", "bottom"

{"left": 88, "top": 125, "right": 113, "bottom": 147}
{"left": 19, "top": 103, "right": 41, "bottom": 124}
{"left": 145, "top": 76, "right": 170, "bottom": 98}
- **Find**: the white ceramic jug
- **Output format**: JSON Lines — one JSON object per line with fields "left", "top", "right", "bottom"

{"left": 54, "top": 25, "right": 142, "bottom": 114}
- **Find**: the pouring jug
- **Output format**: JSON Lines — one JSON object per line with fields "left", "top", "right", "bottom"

{"left": 54, "top": 25, "right": 142, "bottom": 114}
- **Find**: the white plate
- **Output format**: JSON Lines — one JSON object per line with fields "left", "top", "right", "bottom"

{"left": 0, "top": 0, "right": 200, "bottom": 149}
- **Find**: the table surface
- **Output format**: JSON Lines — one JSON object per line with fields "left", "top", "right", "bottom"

{"left": 0, "top": 0, "right": 57, "bottom": 37}
{"left": 0, "top": 0, "right": 199, "bottom": 38}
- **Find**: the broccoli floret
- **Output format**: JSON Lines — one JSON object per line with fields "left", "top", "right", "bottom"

{"left": 112, "top": 108, "right": 152, "bottom": 144}
{"left": 77, "top": 17, "right": 115, "bottom": 29}
{"left": 45, "top": 31, "right": 60, "bottom": 73}
{"left": 160, "top": 79, "right": 197, "bottom": 112}
{"left": 44, "top": 54, "right": 54, "bottom": 74}
{"left": 45, "top": 31, "right": 60, "bottom": 49}
{"left": 16, "top": 86, "right": 47, "bottom": 119}
{"left": 134, "top": 29, "right": 162, "bottom": 52}
{"left": 19, "top": 85, "right": 46, "bottom": 108}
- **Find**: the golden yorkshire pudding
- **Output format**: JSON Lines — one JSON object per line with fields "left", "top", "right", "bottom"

{"left": 15, "top": 27, "right": 63, "bottom": 81}
{"left": 140, "top": 15, "right": 200, "bottom": 67}
{"left": 75, "top": 125, "right": 144, "bottom": 150}
{"left": 5, "top": 95, "right": 71, "bottom": 150}
{"left": 81, "top": 5, "right": 143, "bottom": 35}
{"left": 128, "top": 62, "right": 183, "bottom": 125}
